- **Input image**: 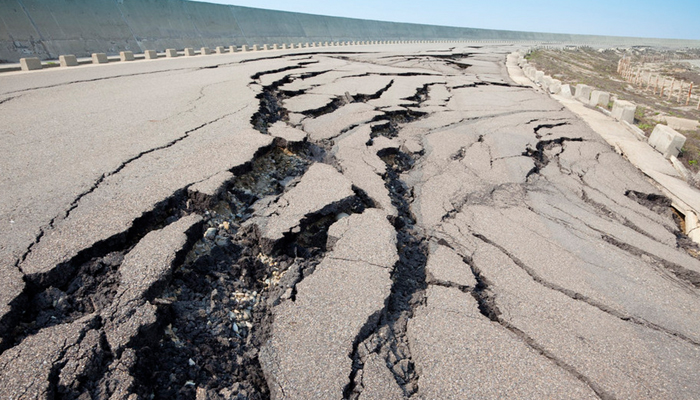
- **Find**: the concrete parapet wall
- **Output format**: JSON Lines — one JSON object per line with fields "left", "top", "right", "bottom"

{"left": 3, "top": 0, "right": 700, "bottom": 62}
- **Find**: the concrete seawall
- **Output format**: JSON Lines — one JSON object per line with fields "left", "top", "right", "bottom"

{"left": 2, "top": 0, "right": 700, "bottom": 62}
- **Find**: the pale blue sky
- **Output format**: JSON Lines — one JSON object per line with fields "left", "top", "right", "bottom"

{"left": 192, "top": 0, "right": 700, "bottom": 40}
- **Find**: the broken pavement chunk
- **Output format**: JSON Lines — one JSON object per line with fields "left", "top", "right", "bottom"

{"left": 247, "top": 163, "right": 354, "bottom": 248}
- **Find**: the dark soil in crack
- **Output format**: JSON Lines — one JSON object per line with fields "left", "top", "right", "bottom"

{"left": 0, "top": 191, "right": 193, "bottom": 355}
{"left": 126, "top": 140, "right": 375, "bottom": 400}
{"left": 366, "top": 109, "right": 428, "bottom": 146}
{"left": 250, "top": 65, "right": 329, "bottom": 134}
{"left": 523, "top": 137, "right": 583, "bottom": 177}
{"left": 344, "top": 148, "right": 428, "bottom": 399}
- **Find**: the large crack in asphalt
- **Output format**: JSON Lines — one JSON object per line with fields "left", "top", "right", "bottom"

{"left": 1, "top": 188, "right": 193, "bottom": 355}
{"left": 343, "top": 148, "right": 428, "bottom": 399}
{"left": 462, "top": 251, "right": 615, "bottom": 400}
{"left": 15, "top": 112, "right": 238, "bottom": 270}
{"left": 522, "top": 136, "right": 584, "bottom": 178}
{"left": 473, "top": 232, "right": 700, "bottom": 347}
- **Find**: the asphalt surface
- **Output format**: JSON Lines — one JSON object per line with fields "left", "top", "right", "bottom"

{"left": 1, "top": 43, "right": 699, "bottom": 399}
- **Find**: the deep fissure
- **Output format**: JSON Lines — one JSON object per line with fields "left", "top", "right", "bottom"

{"left": 343, "top": 148, "right": 428, "bottom": 399}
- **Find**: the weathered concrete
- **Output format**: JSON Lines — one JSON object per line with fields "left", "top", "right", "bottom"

{"left": 589, "top": 90, "right": 610, "bottom": 107}
{"left": 165, "top": 48, "right": 177, "bottom": 57}
{"left": 575, "top": 84, "right": 592, "bottom": 103}
{"left": 200, "top": 47, "right": 212, "bottom": 55}
{"left": 184, "top": 47, "right": 195, "bottom": 56}
{"left": 144, "top": 50, "right": 157, "bottom": 59}
{"left": 119, "top": 51, "right": 134, "bottom": 62}
{"left": 549, "top": 78, "right": 562, "bottom": 94}
{"left": 91, "top": 53, "right": 108, "bottom": 64}
{"left": 59, "top": 55, "right": 77, "bottom": 67}
{"left": 19, "top": 57, "right": 41, "bottom": 71}
{"left": 612, "top": 99, "right": 637, "bottom": 124}
{"left": 560, "top": 83, "right": 573, "bottom": 97}
{"left": 216, "top": 46, "right": 225, "bottom": 54}
{"left": 649, "top": 124, "right": 687, "bottom": 158}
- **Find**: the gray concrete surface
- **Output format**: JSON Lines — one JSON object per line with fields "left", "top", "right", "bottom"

{"left": 3, "top": 0, "right": 700, "bottom": 63}
{"left": 1, "top": 42, "right": 700, "bottom": 399}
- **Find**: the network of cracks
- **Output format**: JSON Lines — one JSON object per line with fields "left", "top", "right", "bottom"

{"left": 3, "top": 50, "right": 700, "bottom": 400}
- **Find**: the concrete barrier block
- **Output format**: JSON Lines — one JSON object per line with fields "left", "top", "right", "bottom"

{"left": 535, "top": 70, "right": 544, "bottom": 83}
{"left": 649, "top": 124, "right": 686, "bottom": 158}
{"left": 281, "top": 44, "right": 287, "bottom": 49}
{"left": 216, "top": 46, "right": 225, "bottom": 54}
{"left": 229, "top": 45, "right": 237, "bottom": 53}
{"left": 144, "top": 50, "right": 157, "bottom": 60}
{"left": 20, "top": 57, "right": 42, "bottom": 71}
{"left": 252, "top": 45, "right": 258, "bottom": 51}
{"left": 272, "top": 44, "right": 278, "bottom": 50}
{"left": 560, "top": 84, "right": 573, "bottom": 98}
{"left": 91, "top": 53, "right": 108, "bottom": 64}
{"left": 324, "top": 42, "right": 329, "bottom": 46}
{"left": 166, "top": 49, "right": 178, "bottom": 58}
{"left": 549, "top": 79, "right": 562, "bottom": 94}
{"left": 120, "top": 51, "right": 134, "bottom": 62}
{"left": 59, "top": 55, "right": 78, "bottom": 67}
{"left": 241, "top": 45, "right": 248, "bottom": 52}
{"left": 298, "top": 43, "right": 303, "bottom": 48}
{"left": 201, "top": 47, "right": 212, "bottom": 55}
{"left": 574, "top": 84, "right": 592, "bottom": 103}
{"left": 589, "top": 90, "right": 610, "bottom": 107}
{"left": 184, "top": 48, "right": 195, "bottom": 56}
{"left": 611, "top": 100, "right": 636, "bottom": 124}
{"left": 542, "top": 75, "right": 553, "bottom": 89}
{"left": 263, "top": 44, "right": 269, "bottom": 50}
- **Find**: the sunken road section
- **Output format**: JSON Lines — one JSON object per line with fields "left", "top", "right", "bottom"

{"left": 2, "top": 43, "right": 700, "bottom": 399}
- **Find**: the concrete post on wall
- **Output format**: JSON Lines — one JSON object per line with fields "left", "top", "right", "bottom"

{"left": 120, "top": 51, "right": 134, "bottom": 61}
{"left": 20, "top": 57, "right": 42, "bottom": 71}
{"left": 589, "top": 90, "right": 610, "bottom": 107}
{"left": 252, "top": 45, "right": 258, "bottom": 51}
{"left": 611, "top": 100, "right": 636, "bottom": 124}
{"left": 92, "top": 53, "right": 108, "bottom": 64}
{"left": 535, "top": 70, "right": 544, "bottom": 84}
{"left": 560, "top": 84, "right": 573, "bottom": 98}
{"left": 549, "top": 79, "right": 562, "bottom": 94}
{"left": 200, "top": 47, "right": 212, "bottom": 55}
{"left": 165, "top": 49, "right": 178, "bottom": 58}
{"left": 229, "top": 46, "right": 237, "bottom": 53}
{"left": 59, "top": 55, "right": 78, "bottom": 67}
{"left": 216, "top": 46, "right": 225, "bottom": 54}
{"left": 184, "top": 48, "right": 195, "bottom": 56}
{"left": 282, "top": 44, "right": 288, "bottom": 49}
{"left": 272, "top": 44, "right": 278, "bottom": 50}
{"left": 648, "top": 124, "right": 687, "bottom": 158}
{"left": 144, "top": 50, "right": 157, "bottom": 59}
{"left": 241, "top": 45, "right": 248, "bottom": 52}
{"left": 574, "top": 84, "right": 592, "bottom": 103}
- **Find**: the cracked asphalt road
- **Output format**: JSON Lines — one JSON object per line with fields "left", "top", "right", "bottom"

{"left": 1, "top": 43, "right": 700, "bottom": 399}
